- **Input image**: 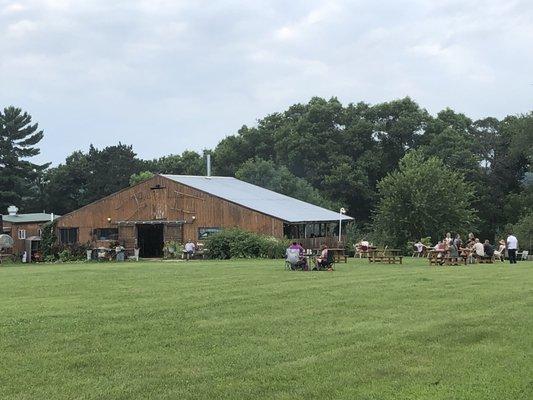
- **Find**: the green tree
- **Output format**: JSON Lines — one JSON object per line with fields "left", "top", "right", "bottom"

{"left": 511, "top": 212, "right": 533, "bottom": 252}
{"left": 0, "top": 106, "right": 49, "bottom": 212}
{"left": 373, "top": 151, "right": 477, "bottom": 248}
{"left": 130, "top": 171, "right": 154, "bottom": 186}
{"left": 143, "top": 150, "right": 205, "bottom": 175}
{"left": 43, "top": 144, "right": 141, "bottom": 214}
{"left": 42, "top": 151, "right": 90, "bottom": 215}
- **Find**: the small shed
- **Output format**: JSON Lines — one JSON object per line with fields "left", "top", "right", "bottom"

{"left": 1, "top": 207, "right": 59, "bottom": 259}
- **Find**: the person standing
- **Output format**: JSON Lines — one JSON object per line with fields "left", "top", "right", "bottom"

{"left": 506, "top": 233, "right": 518, "bottom": 264}
{"left": 453, "top": 234, "right": 462, "bottom": 249}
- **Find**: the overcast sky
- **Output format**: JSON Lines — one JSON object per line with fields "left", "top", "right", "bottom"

{"left": 1, "top": 0, "right": 532, "bottom": 165}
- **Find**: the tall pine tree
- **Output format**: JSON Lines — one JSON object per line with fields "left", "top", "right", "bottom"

{"left": 0, "top": 106, "right": 49, "bottom": 213}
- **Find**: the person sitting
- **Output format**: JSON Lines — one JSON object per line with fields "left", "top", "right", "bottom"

{"left": 434, "top": 241, "right": 447, "bottom": 265}
{"left": 115, "top": 243, "right": 125, "bottom": 262}
{"left": 356, "top": 239, "right": 370, "bottom": 258}
{"left": 287, "top": 242, "right": 307, "bottom": 270}
{"left": 286, "top": 246, "right": 302, "bottom": 270}
{"left": 314, "top": 245, "right": 331, "bottom": 270}
{"left": 473, "top": 238, "right": 485, "bottom": 260}
{"left": 184, "top": 240, "right": 196, "bottom": 261}
{"left": 444, "top": 232, "right": 453, "bottom": 246}
{"left": 494, "top": 240, "right": 505, "bottom": 261}
{"left": 483, "top": 240, "right": 494, "bottom": 259}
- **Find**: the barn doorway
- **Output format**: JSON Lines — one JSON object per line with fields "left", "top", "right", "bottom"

{"left": 137, "top": 224, "right": 164, "bottom": 258}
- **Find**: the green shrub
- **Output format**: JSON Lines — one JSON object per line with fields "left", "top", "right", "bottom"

{"left": 512, "top": 212, "right": 533, "bottom": 252}
{"left": 205, "top": 228, "right": 289, "bottom": 259}
{"left": 56, "top": 243, "right": 90, "bottom": 262}
{"left": 163, "top": 241, "right": 183, "bottom": 259}
{"left": 40, "top": 221, "right": 57, "bottom": 258}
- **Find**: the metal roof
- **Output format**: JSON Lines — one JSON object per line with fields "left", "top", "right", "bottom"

{"left": 162, "top": 175, "right": 353, "bottom": 223}
{"left": 1, "top": 213, "right": 59, "bottom": 224}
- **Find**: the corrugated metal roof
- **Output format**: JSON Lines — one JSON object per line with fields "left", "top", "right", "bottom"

{"left": 1, "top": 213, "right": 59, "bottom": 224}
{"left": 162, "top": 175, "right": 353, "bottom": 223}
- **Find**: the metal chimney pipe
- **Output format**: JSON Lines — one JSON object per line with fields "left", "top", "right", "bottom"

{"left": 206, "top": 154, "right": 211, "bottom": 177}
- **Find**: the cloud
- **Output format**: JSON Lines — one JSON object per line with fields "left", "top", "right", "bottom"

{"left": 5, "top": 18, "right": 37, "bottom": 37}
{"left": 0, "top": 0, "right": 532, "bottom": 165}
{"left": 2, "top": 2, "right": 27, "bottom": 14}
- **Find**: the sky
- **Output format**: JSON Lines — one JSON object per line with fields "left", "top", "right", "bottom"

{"left": 1, "top": 0, "right": 532, "bottom": 165}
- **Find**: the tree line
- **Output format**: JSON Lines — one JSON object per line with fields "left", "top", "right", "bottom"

{"left": 1, "top": 98, "right": 531, "bottom": 248}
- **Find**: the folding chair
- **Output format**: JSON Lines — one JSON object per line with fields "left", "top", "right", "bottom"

{"left": 285, "top": 248, "right": 301, "bottom": 271}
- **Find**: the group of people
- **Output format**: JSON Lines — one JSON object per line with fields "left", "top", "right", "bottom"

{"left": 414, "top": 232, "right": 520, "bottom": 264}
{"left": 285, "top": 242, "right": 332, "bottom": 271}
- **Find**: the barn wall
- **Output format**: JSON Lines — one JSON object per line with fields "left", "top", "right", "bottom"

{"left": 173, "top": 178, "right": 284, "bottom": 241}
{"left": 55, "top": 175, "right": 284, "bottom": 247}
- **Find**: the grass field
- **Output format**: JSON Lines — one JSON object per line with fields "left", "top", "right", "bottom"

{"left": 0, "top": 258, "right": 532, "bottom": 400}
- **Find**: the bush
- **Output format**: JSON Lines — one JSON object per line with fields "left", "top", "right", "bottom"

{"left": 204, "top": 228, "right": 289, "bottom": 259}
{"left": 512, "top": 212, "right": 533, "bottom": 252}
{"left": 40, "top": 221, "right": 57, "bottom": 258}
{"left": 52, "top": 242, "right": 90, "bottom": 262}
{"left": 163, "top": 241, "right": 183, "bottom": 259}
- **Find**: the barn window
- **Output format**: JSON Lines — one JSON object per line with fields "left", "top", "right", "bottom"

{"left": 198, "top": 227, "right": 221, "bottom": 240}
{"left": 93, "top": 228, "right": 118, "bottom": 240}
{"left": 18, "top": 229, "right": 26, "bottom": 240}
{"left": 59, "top": 228, "right": 78, "bottom": 244}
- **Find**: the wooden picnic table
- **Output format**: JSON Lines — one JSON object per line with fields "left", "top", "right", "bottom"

{"left": 328, "top": 247, "right": 348, "bottom": 263}
{"left": 428, "top": 249, "right": 464, "bottom": 265}
{"left": 368, "top": 248, "right": 403, "bottom": 264}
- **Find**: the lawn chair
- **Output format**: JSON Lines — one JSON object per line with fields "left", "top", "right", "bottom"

{"left": 316, "top": 249, "right": 335, "bottom": 271}
{"left": 285, "top": 248, "right": 301, "bottom": 271}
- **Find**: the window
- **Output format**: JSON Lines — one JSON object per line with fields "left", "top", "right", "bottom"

{"left": 198, "top": 227, "right": 221, "bottom": 240}
{"left": 93, "top": 228, "right": 118, "bottom": 241}
{"left": 59, "top": 228, "right": 78, "bottom": 244}
{"left": 38, "top": 229, "right": 43, "bottom": 237}
{"left": 18, "top": 229, "right": 26, "bottom": 240}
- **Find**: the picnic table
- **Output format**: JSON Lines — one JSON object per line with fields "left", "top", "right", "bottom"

{"left": 428, "top": 249, "right": 464, "bottom": 265}
{"left": 368, "top": 248, "right": 403, "bottom": 264}
{"left": 328, "top": 247, "right": 347, "bottom": 263}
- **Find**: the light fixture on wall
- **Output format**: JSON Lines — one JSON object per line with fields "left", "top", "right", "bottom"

{"left": 107, "top": 217, "right": 112, "bottom": 223}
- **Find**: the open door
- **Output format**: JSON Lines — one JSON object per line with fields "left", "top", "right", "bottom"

{"left": 137, "top": 224, "right": 164, "bottom": 258}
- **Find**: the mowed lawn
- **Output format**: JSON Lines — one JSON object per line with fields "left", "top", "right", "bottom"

{"left": 0, "top": 258, "right": 532, "bottom": 400}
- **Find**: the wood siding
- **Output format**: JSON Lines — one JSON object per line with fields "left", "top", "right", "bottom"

{"left": 56, "top": 175, "right": 284, "bottom": 247}
{"left": 2, "top": 222, "right": 45, "bottom": 255}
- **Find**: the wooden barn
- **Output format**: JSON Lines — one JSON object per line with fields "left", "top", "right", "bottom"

{"left": 55, "top": 174, "right": 353, "bottom": 257}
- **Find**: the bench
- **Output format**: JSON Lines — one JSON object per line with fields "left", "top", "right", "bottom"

{"left": 335, "top": 254, "right": 348, "bottom": 263}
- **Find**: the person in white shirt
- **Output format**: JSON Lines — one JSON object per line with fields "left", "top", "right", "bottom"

{"left": 414, "top": 240, "right": 425, "bottom": 257}
{"left": 473, "top": 238, "right": 485, "bottom": 259}
{"left": 184, "top": 240, "right": 196, "bottom": 261}
{"left": 506, "top": 233, "right": 518, "bottom": 264}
